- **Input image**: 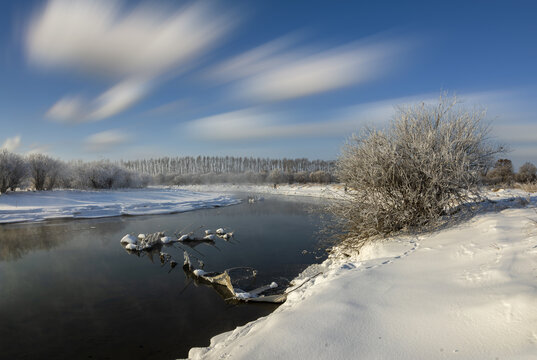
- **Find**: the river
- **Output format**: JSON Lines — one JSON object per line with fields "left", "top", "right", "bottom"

{"left": 0, "top": 194, "right": 331, "bottom": 359}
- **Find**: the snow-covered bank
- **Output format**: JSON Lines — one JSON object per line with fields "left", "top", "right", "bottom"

{"left": 173, "top": 184, "right": 345, "bottom": 199}
{"left": 0, "top": 188, "right": 239, "bottom": 224}
{"left": 189, "top": 192, "right": 537, "bottom": 359}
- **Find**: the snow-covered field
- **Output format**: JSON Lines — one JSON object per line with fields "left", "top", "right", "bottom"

{"left": 172, "top": 183, "right": 345, "bottom": 199}
{"left": 0, "top": 188, "right": 239, "bottom": 223}
{"left": 189, "top": 188, "right": 537, "bottom": 360}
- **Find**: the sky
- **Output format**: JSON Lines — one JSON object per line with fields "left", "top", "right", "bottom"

{"left": 0, "top": 0, "right": 536, "bottom": 168}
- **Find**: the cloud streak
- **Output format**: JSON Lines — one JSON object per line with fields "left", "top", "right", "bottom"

{"left": 185, "top": 90, "right": 537, "bottom": 146}
{"left": 27, "top": 0, "right": 231, "bottom": 77}
{"left": 84, "top": 130, "right": 132, "bottom": 152}
{"left": 211, "top": 37, "right": 407, "bottom": 102}
{"left": 185, "top": 101, "right": 397, "bottom": 141}
{"left": 28, "top": 0, "right": 233, "bottom": 122}
{"left": 1, "top": 135, "right": 22, "bottom": 152}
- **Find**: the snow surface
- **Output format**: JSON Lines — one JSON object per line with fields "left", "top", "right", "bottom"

{"left": 0, "top": 188, "right": 239, "bottom": 224}
{"left": 189, "top": 189, "right": 537, "bottom": 360}
{"left": 174, "top": 184, "right": 344, "bottom": 199}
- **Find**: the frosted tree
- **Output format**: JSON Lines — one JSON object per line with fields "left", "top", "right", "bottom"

{"left": 333, "top": 95, "right": 502, "bottom": 247}
{"left": 0, "top": 150, "right": 28, "bottom": 193}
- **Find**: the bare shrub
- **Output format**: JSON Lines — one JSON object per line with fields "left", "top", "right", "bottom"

{"left": 333, "top": 96, "right": 502, "bottom": 247}
{"left": 310, "top": 170, "right": 331, "bottom": 184}
{"left": 515, "top": 182, "right": 537, "bottom": 193}
{"left": 516, "top": 162, "right": 537, "bottom": 183}
{"left": 486, "top": 158, "right": 514, "bottom": 185}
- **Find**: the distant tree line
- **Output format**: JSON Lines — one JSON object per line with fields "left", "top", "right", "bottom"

{"left": 121, "top": 156, "right": 336, "bottom": 185}
{"left": 0, "top": 151, "right": 336, "bottom": 193}
{"left": 0, "top": 150, "right": 150, "bottom": 193}
{"left": 483, "top": 159, "right": 537, "bottom": 185}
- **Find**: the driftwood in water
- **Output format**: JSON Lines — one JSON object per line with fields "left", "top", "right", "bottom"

{"left": 182, "top": 252, "right": 287, "bottom": 304}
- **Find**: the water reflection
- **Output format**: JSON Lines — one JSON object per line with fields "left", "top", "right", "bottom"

{"left": 0, "top": 218, "right": 128, "bottom": 261}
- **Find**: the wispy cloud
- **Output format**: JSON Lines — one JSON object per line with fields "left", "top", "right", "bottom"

{"left": 28, "top": 0, "right": 233, "bottom": 122}
{"left": 84, "top": 129, "right": 132, "bottom": 152}
{"left": 210, "top": 36, "right": 408, "bottom": 102}
{"left": 185, "top": 101, "right": 397, "bottom": 141}
{"left": 26, "top": 0, "right": 231, "bottom": 77}
{"left": 1, "top": 135, "right": 22, "bottom": 152}
{"left": 184, "top": 90, "right": 537, "bottom": 148}
{"left": 27, "top": 144, "right": 51, "bottom": 155}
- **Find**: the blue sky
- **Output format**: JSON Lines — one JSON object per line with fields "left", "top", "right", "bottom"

{"left": 1, "top": 0, "right": 536, "bottom": 167}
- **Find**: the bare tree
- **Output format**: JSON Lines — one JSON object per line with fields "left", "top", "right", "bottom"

{"left": 27, "top": 153, "right": 64, "bottom": 191}
{"left": 332, "top": 95, "right": 502, "bottom": 248}
{"left": 0, "top": 150, "right": 28, "bottom": 193}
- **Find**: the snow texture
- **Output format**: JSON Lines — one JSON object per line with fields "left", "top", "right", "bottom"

{"left": 0, "top": 188, "right": 239, "bottom": 224}
{"left": 189, "top": 189, "right": 537, "bottom": 360}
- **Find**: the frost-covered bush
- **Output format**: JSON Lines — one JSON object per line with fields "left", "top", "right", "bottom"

{"left": 0, "top": 150, "right": 28, "bottom": 193}
{"left": 71, "top": 161, "right": 146, "bottom": 189}
{"left": 309, "top": 170, "right": 331, "bottom": 184}
{"left": 27, "top": 153, "right": 65, "bottom": 190}
{"left": 333, "top": 96, "right": 501, "bottom": 245}
{"left": 293, "top": 171, "right": 309, "bottom": 184}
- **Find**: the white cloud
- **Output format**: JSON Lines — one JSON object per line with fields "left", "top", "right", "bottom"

{"left": 84, "top": 130, "right": 132, "bottom": 152}
{"left": 210, "top": 38, "right": 406, "bottom": 102}
{"left": 27, "top": 0, "right": 231, "bottom": 77}
{"left": 46, "top": 96, "right": 86, "bottom": 122}
{"left": 46, "top": 79, "right": 148, "bottom": 122}
{"left": 28, "top": 0, "right": 233, "bottom": 122}
{"left": 88, "top": 78, "right": 148, "bottom": 121}
{"left": 184, "top": 90, "right": 537, "bottom": 143}
{"left": 1, "top": 135, "right": 22, "bottom": 152}
{"left": 185, "top": 101, "right": 397, "bottom": 141}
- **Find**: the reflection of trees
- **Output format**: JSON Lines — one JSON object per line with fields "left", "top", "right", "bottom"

{"left": 0, "top": 219, "right": 127, "bottom": 262}
{"left": 0, "top": 224, "right": 68, "bottom": 261}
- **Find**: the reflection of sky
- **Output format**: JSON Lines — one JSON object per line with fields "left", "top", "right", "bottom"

{"left": 1, "top": 0, "right": 536, "bottom": 167}
{"left": 0, "top": 197, "right": 326, "bottom": 358}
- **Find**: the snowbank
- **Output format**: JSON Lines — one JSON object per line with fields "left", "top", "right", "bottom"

{"left": 172, "top": 184, "right": 345, "bottom": 199}
{"left": 189, "top": 192, "right": 537, "bottom": 359}
{"left": 0, "top": 188, "right": 239, "bottom": 224}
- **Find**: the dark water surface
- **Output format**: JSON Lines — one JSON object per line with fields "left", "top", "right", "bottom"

{"left": 0, "top": 194, "right": 330, "bottom": 359}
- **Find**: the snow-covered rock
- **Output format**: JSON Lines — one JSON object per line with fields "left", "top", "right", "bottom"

{"left": 178, "top": 234, "right": 191, "bottom": 241}
{"left": 124, "top": 243, "right": 138, "bottom": 251}
{"left": 193, "top": 269, "right": 207, "bottom": 277}
{"left": 120, "top": 234, "right": 137, "bottom": 245}
{"left": 160, "top": 236, "right": 173, "bottom": 244}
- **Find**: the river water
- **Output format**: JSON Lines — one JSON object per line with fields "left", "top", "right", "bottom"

{"left": 0, "top": 194, "right": 331, "bottom": 359}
